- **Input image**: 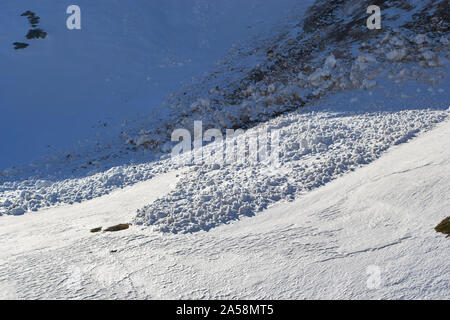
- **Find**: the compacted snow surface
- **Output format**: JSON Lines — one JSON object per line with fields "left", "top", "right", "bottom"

{"left": 1, "top": 0, "right": 449, "bottom": 300}
{"left": 0, "top": 118, "right": 449, "bottom": 299}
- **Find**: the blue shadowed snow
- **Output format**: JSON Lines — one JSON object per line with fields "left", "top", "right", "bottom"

{"left": 0, "top": 0, "right": 303, "bottom": 169}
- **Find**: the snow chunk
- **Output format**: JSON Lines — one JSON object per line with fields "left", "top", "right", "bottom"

{"left": 324, "top": 54, "right": 337, "bottom": 70}
{"left": 386, "top": 49, "right": 407, "bottom": 61}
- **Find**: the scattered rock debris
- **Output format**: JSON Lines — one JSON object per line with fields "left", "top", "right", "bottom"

{"left": 13, "top": 42, "right": 29, "bottom": 50}
{"left": 435, "top": 217, "right": 450, "bottom": 237}
{"left": 104, "top": 224, "right": 131, "bottom": 232}
{"left": 13, "top": 10, "right": 47, "bottom": 50}
{"left": 25, "top": 29, "right": 47, "bottom": 40}
{"left": 21, "top": 11, "right": 40, "bottom": 27}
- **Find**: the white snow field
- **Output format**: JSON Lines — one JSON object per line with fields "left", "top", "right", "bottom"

{"left": 0, "top": 117, "right": 449, "bottom": 299}
{"left": 0, "top": 0, "right": 449, "bottom": 300}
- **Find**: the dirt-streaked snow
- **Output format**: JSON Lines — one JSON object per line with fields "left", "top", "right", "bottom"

{"left": 0, "top": 0, "right": 310, "bottom": 169}
{"left": 0, "top": 119, "right": 449, "bottom": 299}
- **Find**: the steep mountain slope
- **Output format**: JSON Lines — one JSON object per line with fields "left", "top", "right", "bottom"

{"left": 0, "top": 0, "right": 449, "bottom": 300}
{"left": 0, "top": 0, "right": 306, "bottom": 169}
{"left": 1, "top": 117, "right": 448, "bottom": 299}
{"left": 1, "top": 0, "right": 448, "bottom": 224}
{"left": 138, "top": 0, "right": 449, "bottom": 151}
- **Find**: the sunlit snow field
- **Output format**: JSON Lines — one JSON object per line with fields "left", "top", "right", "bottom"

{"left": 0, "top": 0, "right": 449, "bottom": 300}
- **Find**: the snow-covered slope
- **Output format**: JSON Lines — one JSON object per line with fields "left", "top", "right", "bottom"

{"left": 0, "top": 0, "right": 449, "bottom": 300}
{"left": 1, "top": 0, "right": 448, "bottom": 220}
{"left": 0, "top": 0, "right": 308, "bottom": 169}
{"left": 135, "top": 106, "right": 448, "bottom": 233}
{"left": 1, "top": 118, "right": 448, "bottom": 299}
